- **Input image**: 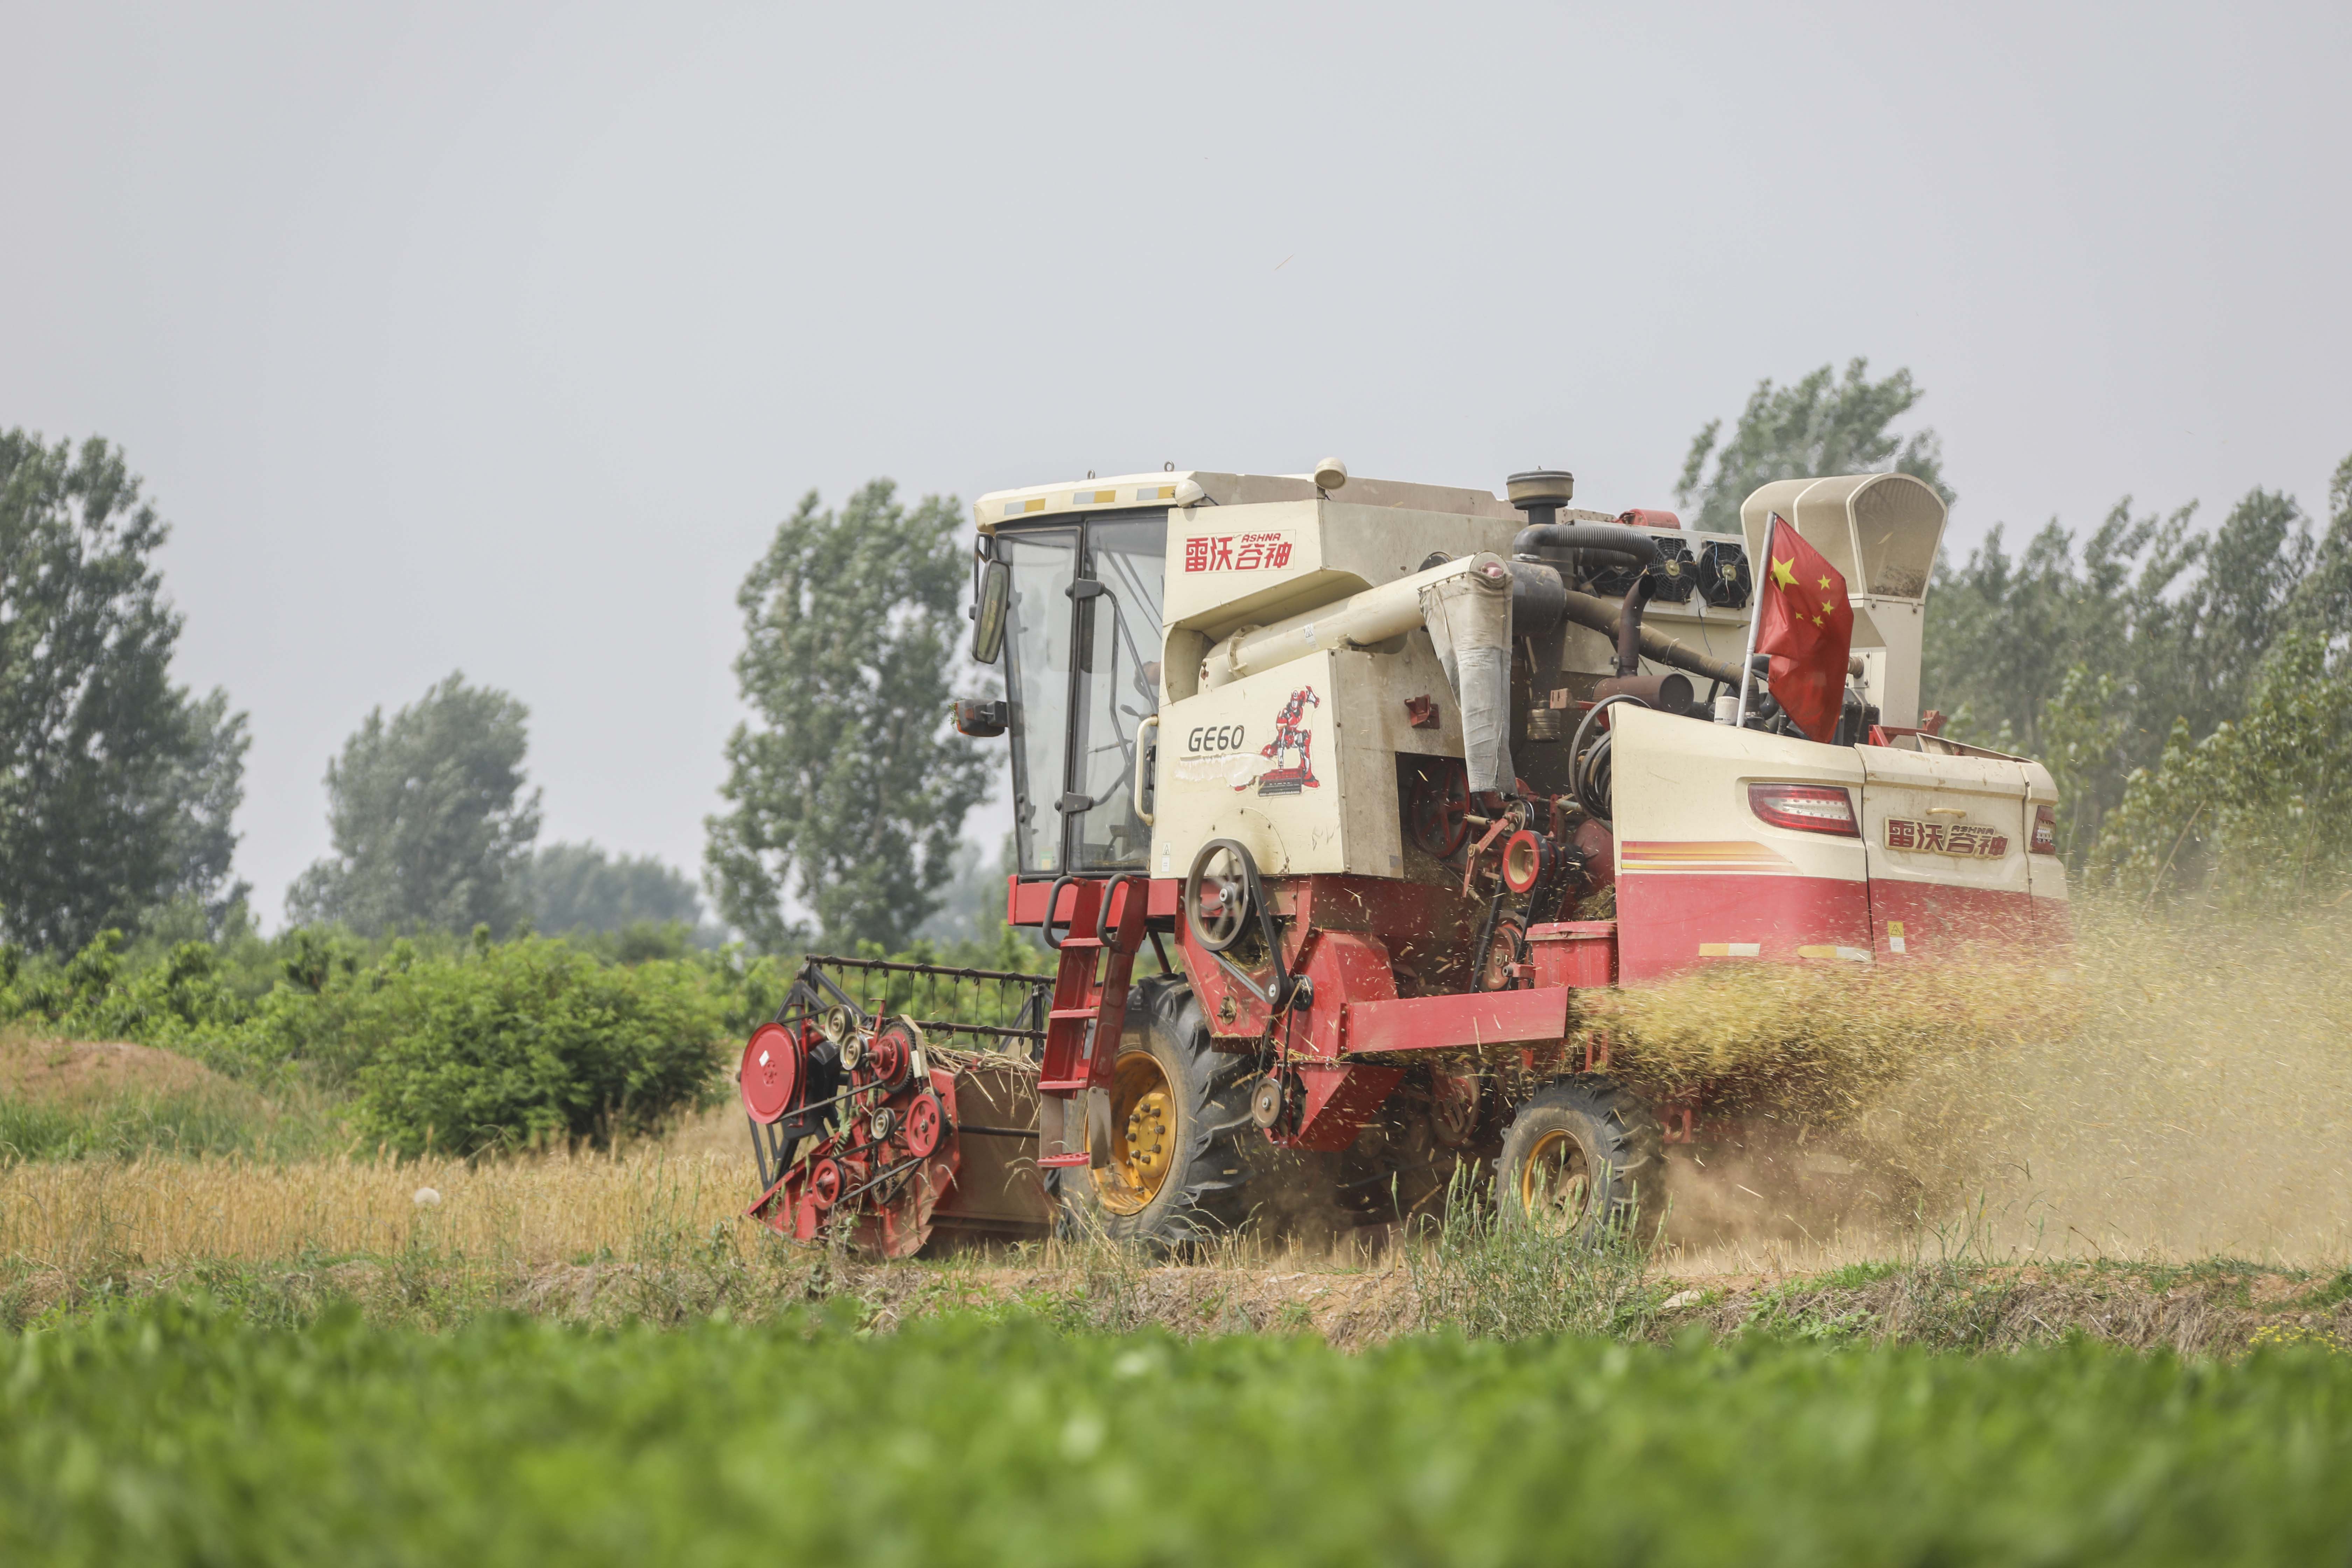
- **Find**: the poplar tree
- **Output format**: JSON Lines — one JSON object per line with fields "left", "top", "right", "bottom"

{"left": 286, "top": 674, "right": 541, "bottom": 935}
{"left": 1924, "top": 484, "right": 2325, "bottom": 856}
{"left": 0, "top": 431, "right": 250, "bottom": 951}
{"left": 1675, "top": 358, "right": 1952, "bottom": 534}
{"left": 706, "top": 480, "right": 989, "bottom": 952}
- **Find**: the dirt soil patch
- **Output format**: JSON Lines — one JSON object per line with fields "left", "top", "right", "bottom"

{"left": 0, "top": 1031, "right": 222, "bottom": 1102}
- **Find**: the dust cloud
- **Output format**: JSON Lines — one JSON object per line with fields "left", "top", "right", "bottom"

{"left": 1642, "top": 909, "right": 2352, "bottom": 1270}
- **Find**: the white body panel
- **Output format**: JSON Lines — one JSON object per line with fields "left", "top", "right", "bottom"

{"left": 1609, "top": 706, "right": 2068, "bottom": 979}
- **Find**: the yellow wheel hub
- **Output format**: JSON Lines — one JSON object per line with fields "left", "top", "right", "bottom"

{"left": 1518, "top": 1128, "right": 1594, "bottom": 1233}
{"left": 1093, "top": 1052, "right": 1177, "bottom": 1215}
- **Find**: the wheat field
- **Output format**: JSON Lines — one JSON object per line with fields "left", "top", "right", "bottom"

{"left": 4, "top": 908, "right": 2348, "bottom": 1278}
{"left": 0, "top": 1142, "right": 753, "bottom": 1272}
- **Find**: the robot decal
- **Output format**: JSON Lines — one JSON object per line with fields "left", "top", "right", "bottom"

{"left": 1244, "top": 687, "right": 1322, "bottom": 796}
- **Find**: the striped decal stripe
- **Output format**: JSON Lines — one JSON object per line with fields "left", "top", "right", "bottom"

{"left": 1619, "top": 840, "right": 1794, "bottom": 875}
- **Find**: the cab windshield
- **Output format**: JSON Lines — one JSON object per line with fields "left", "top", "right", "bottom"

{"left": 996, "top": 511, "right": 1167, "bottom": 876}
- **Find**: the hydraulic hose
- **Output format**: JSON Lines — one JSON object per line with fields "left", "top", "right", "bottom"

{"left": 1511, "top": 521, "right": 1667, "bottom": 569}
{"left": 1569, "top": 692, "right": 1652, "bottom": 824}
{"left": 1614, "top": 577, "right": 1658, "bottom": 677}
{"left": 1560, "top": 586, "right": 1745, "bottom": 686}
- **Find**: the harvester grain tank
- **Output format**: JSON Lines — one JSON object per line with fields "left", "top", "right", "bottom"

{"left": 738, "top": 462, "right": 2066, "bottom": 1253}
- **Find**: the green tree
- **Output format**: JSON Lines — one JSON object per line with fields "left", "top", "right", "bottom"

{"left": 1675, "top": 359, "right": 1952, "bottom": 534}
{"left": 2089, "top": 634, "right": 2352, "bottom": 908}
{"left": 0, "top": 431, "right": 250, "bottom": 951}
{"left": 528, "top": 842, "right": 704, "bottom": 935}
{"left": 1921, "top": 480, "right": 2324, "bottom": 858}
{"left": 706, "top": 480, "right": 990, "bottom": 953}
{"left": 287, "top": 673, "right": 541, "bottom": 936}
{"left": 2035, "top": 666, "right": 2126, "bottom": 862}
{"left": 2283, "top": 451, "right": 2352, "bottom": 648}
{"left": 912, "top": 834, "right": 1017, "bottom": 946}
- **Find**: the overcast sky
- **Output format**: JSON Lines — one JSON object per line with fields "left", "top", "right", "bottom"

{"left": 5, "top": 2, "right": 2348, "bottom": 923}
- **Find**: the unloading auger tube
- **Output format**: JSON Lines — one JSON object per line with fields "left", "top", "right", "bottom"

{"left": 1194, "top": 523, "right": 1741, "bottom": 794}
{"left": 1200, "top": 551, "right": 1518, "bottom": 796}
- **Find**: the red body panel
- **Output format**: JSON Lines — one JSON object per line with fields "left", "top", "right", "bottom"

{"left": 1868, "top": 880, "right": 2070, "bottom": 956}
{"left": 1292, "top": 1064, "right": 1405, "bottom": 1152}
{"left": 1007, "top": 875, "right": 1182, "bottom": 926}
{"left": 1172, "top": 874, "right": 1506, "bottom": 1150}
{"left": 1340, "top": 987, "right": 1573, "bottom": 1056}
{"left": 1616, "top": 870, "right": 1872, "bottom": 982}
{"left": 1175, "top": 876, "right": 1476, "bottom": 1052}
{"left": 1526, "top": 921, "right": 1617, "bottom": 987}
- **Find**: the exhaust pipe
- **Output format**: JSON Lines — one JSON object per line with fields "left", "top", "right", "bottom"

{"left": 1510, "top": 520, "right": 1668, "bottom": 573}
{"left": 1507, "top": 567, "right": 1746, "bottom": 688}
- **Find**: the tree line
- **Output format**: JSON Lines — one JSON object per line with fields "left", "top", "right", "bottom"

{"left": 7, "top": 376, "right": 2350, "bottom": 971}
{"left": 2, "top": 434, "right": 712, "bottom": 954}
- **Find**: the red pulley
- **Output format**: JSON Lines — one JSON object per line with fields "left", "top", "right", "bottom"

{"left": 808, "top": 1157, "right": 844, "bottom": 1210}
{"left": 1502, "top": 829, "right": 1553, "bottom": 895}
{"left": 867, "top": 1019, "right": 917, "bottom": 1091}
{"left": 738, "top": 1022, "right": 801, "bottom": 1125}
{"left": 902, "top": 1090, "right": 946, "bottom": 1157}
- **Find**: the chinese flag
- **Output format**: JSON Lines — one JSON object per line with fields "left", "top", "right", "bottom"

{"left": 1754, "top": 514, "right": 1855, "bottom": 743}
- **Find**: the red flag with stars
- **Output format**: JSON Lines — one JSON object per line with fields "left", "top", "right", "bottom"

{"left": 1755, "top": 514, "right": 1855, "bottom": 743}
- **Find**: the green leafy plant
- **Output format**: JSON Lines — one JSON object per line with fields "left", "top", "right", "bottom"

{"left": 7, "top": 1302, "right": 2352, "bottom": 1564}
{"left": 344, "top": 937, "right": 724, "bottom": 1156}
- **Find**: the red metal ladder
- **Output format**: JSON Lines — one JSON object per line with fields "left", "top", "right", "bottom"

{"left": 1036, "top": 875, "right": 1148, "bottom": 1169}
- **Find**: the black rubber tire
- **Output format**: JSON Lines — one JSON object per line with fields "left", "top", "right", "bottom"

{"left": 1048, "top": 974, "right": 1290, "bottom": 1252}
{"left": 1329, "top": 1067, "right": 1495, "bottom": 1229}
{"left": 1495, "top": 1074, "right": 1665, "bottom": 1244}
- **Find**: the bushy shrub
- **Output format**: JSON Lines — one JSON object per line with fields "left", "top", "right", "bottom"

{"left": 343, "top": 937, "right": 723, "bottom": 1156}
{"left": 0, "top": 933, "right": 252, "bottom": 1054}
{"left": 0, "top": 916, "right": 1044, "bottom": 1161}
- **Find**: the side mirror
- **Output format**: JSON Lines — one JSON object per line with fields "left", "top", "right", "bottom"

{"left": 953, "top": 699, "right": 1009, "bottom": 738}
{"left": 972, "top": 558, "right": 1010, "bottom": 664}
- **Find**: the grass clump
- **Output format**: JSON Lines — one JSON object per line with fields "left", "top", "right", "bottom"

{"left": 1406, "top": 1170, "right": 1661, "bottom": 1339}
{"left": 0, "top": 1084, "right": 336, "bottom": 1165}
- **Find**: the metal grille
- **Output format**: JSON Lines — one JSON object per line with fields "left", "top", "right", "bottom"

{"left": 791, "top": 954, "right": 1051, "bottom": 1053}
{"left": 744, "top": 955, "right": 1052, "bottom": 1195}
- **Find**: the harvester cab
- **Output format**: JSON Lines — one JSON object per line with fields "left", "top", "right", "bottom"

{"left": 738, "top": 461, "right": 2066, "bottom": 1256}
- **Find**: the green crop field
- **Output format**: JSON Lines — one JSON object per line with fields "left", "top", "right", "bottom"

{"left": 5, "top": 1300, "right": 2350, "bottom": 1566}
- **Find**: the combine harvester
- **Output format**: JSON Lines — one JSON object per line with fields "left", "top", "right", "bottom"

{"left": 738, "top": 463, "right": 2066, "bottom": 1255}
